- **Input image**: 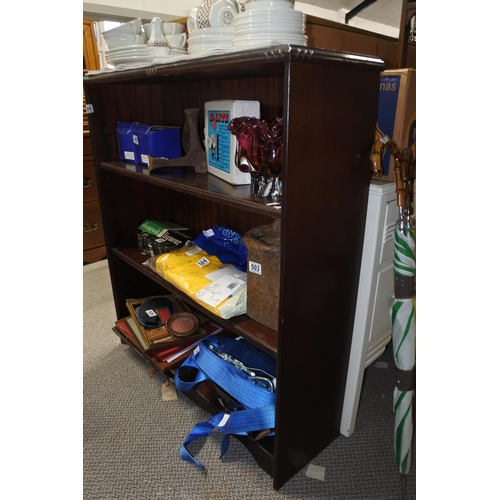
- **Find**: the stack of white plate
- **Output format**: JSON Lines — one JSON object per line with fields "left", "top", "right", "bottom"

{"left": 105, "top": 45, "right": 150, "bottom": 66}
{"left": 232, "top": 7, "right": 307, "bottom": 48}
{"left": 187, "top": 27, "right": 234, "bottom": 55}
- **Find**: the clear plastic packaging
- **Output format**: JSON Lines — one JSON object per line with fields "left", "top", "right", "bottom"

{"left": 145, "top": 243, "right": 247, "bottom": 319}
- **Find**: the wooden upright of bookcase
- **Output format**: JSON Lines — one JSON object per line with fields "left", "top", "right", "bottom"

{"left": 83, "top": 46, "right": 384, "bottom": 490}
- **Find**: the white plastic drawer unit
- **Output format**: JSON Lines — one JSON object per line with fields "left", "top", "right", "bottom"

{"left": 341, "top": 180, "right": 397, "bottom": 437}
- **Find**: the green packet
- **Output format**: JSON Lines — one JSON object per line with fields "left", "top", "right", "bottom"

{"left": 138, "top": 219, "right": 189, "bottom": 238}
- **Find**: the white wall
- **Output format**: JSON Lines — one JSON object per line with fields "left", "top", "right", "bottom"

{"left": 83, "top": 0, "right": 398, "bottom": 37}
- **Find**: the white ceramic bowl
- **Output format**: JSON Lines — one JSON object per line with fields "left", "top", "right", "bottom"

{"left": 143, "top": 22, "right": 185, "bottom": 39}
{"left": 245, "top": 0, "right": 294, "bottom": 10}
{"left": 163, "top": 23, "right": 186, "bottom": 35}
{"left": 103, "top": 18, "right": 142, "bottom": 35}
{"left": 103, "top": 32, "right": 147, "bottom": 49}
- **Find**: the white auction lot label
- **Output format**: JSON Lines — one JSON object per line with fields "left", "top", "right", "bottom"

{"left": 248, "top": 261, "right": 262, "bottom": 275}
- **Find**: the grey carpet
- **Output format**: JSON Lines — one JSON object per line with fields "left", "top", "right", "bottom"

{"left": 83, "top": 259, "right": 416, "bottom": 499}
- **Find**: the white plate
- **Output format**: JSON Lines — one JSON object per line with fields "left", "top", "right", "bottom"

{"left": 188, "top": 35, "right": 234, "bottom": 43}
{"left": 234, "top": 26, "right": 304, "bottom": 36}
{"left": 188, "top": 42, "right": 233, "bottom": 50}
{"left": 234, "top": 15, "right": 305, "bottom": 25}
{"left": 233, "top": 20, "right": 305, "bottom": 30}
{"left": 106, "top": 50, "right": 150, "bottom": 60}
{"left": 233, "top": 35, "right": 307, "bottom": 46}
{"left": 188, "top": 47, "right": 235, "bottom": 57}
{"left": 234, "top": 9, "right": 304, "bottom": 21}
{"left": 188, "top": 41, "right": 234, "bottom": 48}
{"left": 169, "top": 47, "right": 188, "bottom": 54}
{"left": 197, "top": 0, "right": 219, "bottom": 29}
{"left": 188, "top": 27, "right": 234, "bottom": 37}
{"left": 106, "top": 50, "right": 149, "bottom": 59}
{"left": 234, "top": 22, "right": 305, "bottom": 33}
{"left": 209, "top": 0, "right": 239, "bottom": 28}
{"left": 107, "top": 46, "right": 169, "bottom": 61}
{"left": 106, "top": 44, "right": 149, "bottom": 54}
{"left": 107, "top": 55, "right": 149, "bottom": 66}
{"left": 189, "top": 42, "right": 234, "bottom": 48}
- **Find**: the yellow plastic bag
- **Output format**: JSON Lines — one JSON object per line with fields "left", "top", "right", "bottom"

{"left": 154, "top": 245, "right": 247, "bottom": 319}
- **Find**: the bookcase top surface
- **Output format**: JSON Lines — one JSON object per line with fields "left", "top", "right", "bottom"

{"left": 83, "top": 45, "right": 384, "bottom": 86}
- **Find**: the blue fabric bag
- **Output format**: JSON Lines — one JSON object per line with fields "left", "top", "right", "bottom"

{"left": 174, "top": 335, "right": 277, "bottom": 467}
{"left": 192, "top": 226, "right": 248, "bottom": 272}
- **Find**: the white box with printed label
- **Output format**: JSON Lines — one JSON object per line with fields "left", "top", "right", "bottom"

{"left": 204, "top": 100, "right": 260, "bottom": 185}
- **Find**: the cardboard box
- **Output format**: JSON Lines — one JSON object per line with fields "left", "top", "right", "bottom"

{"left": 117, "top": 122, "right": 182, "bottom": 166}
{"left": 375, "top": 69, "right": 416, "bottom": 181}
{"left": 204, "top": 100, "right": 260, "bottom": 185}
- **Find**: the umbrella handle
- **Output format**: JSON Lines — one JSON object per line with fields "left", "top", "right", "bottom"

{"left": 383, "top": 139, "right": 405, "bottom": 209}
{"left": 369, "top": 128, "right": 403, "bottom": 182}
{"left": 369, "top": 127, "right": 386, "bottom": 177}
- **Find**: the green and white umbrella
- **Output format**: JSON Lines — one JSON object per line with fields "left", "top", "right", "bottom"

{"left": 371, "top": 135, "right": 416, "bottom": 497}
{"left": 392, "top": 228, "right": 416, "bottom": 480}
{"left": 391, "top": 146, "right": 416, "bottom": 498}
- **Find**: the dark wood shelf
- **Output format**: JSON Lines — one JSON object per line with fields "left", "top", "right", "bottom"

{"left": 83, "top": 44, "right": 383, "bottom": 86}
{"left": 101, "top": 161, "right": 282, "bottom": 219}
{"left": 85, "top": 44, "right": 384, "bottom": 490}
{"left": 112, "top": 325, "right": 275, "bottom": 475}
{"left": 113, "top": 246, "right": 279, "bottom": 356}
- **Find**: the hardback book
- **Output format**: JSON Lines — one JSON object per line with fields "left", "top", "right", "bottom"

{"left": 115, "top": 317, "right": 136, "bottom": 344}
{"left": 151, "top": 322, "right": 223, "bottom": 363}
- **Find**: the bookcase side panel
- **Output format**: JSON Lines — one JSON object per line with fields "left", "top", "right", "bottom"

{"left": 273, "top": 61, "right": 381, "bottom": 489}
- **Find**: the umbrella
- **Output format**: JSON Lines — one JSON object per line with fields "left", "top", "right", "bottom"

{"left": 371, "top": 133, "right": 416, "bottom": 498}
{"left": 392, "top": 145, "right": 416, "bottom": 498}
{"left": 392, "top": 227, "right": 415, "bottom": 475}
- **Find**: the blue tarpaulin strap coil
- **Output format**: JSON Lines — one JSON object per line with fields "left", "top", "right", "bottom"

{"left": 174, "top": 335, "right": 277, "bottom": 467}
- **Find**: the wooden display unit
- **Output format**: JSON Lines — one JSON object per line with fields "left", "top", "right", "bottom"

{"left": 83, "top": 19, "right": 106, "bottom": 263}
{"left": 83, "top": 46, "right": 384, "bottom": 490}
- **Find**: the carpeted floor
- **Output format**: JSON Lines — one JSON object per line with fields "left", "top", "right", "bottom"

{"left": 83, "top": 259, "right": 416, "bottom": 499}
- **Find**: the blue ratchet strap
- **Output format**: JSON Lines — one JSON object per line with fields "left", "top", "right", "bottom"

{"left": 174, "top": 336, "right": 276, "bottom": 468}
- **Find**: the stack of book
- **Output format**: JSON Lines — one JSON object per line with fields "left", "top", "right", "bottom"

{"left": 113, "top": 294, "right": 223, "bottom": 371}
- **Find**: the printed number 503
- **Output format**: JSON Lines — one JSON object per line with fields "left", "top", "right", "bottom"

{"left": 249, "top": 261, "right": 262, "bottom": 275}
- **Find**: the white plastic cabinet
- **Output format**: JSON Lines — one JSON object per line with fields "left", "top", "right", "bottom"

{"left": 341, "top": 180, "right": 397, "bottom": 437}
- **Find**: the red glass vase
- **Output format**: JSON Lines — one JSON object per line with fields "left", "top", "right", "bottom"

{"left": 228, "top": 116, "right": 283, "bottom": 199}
